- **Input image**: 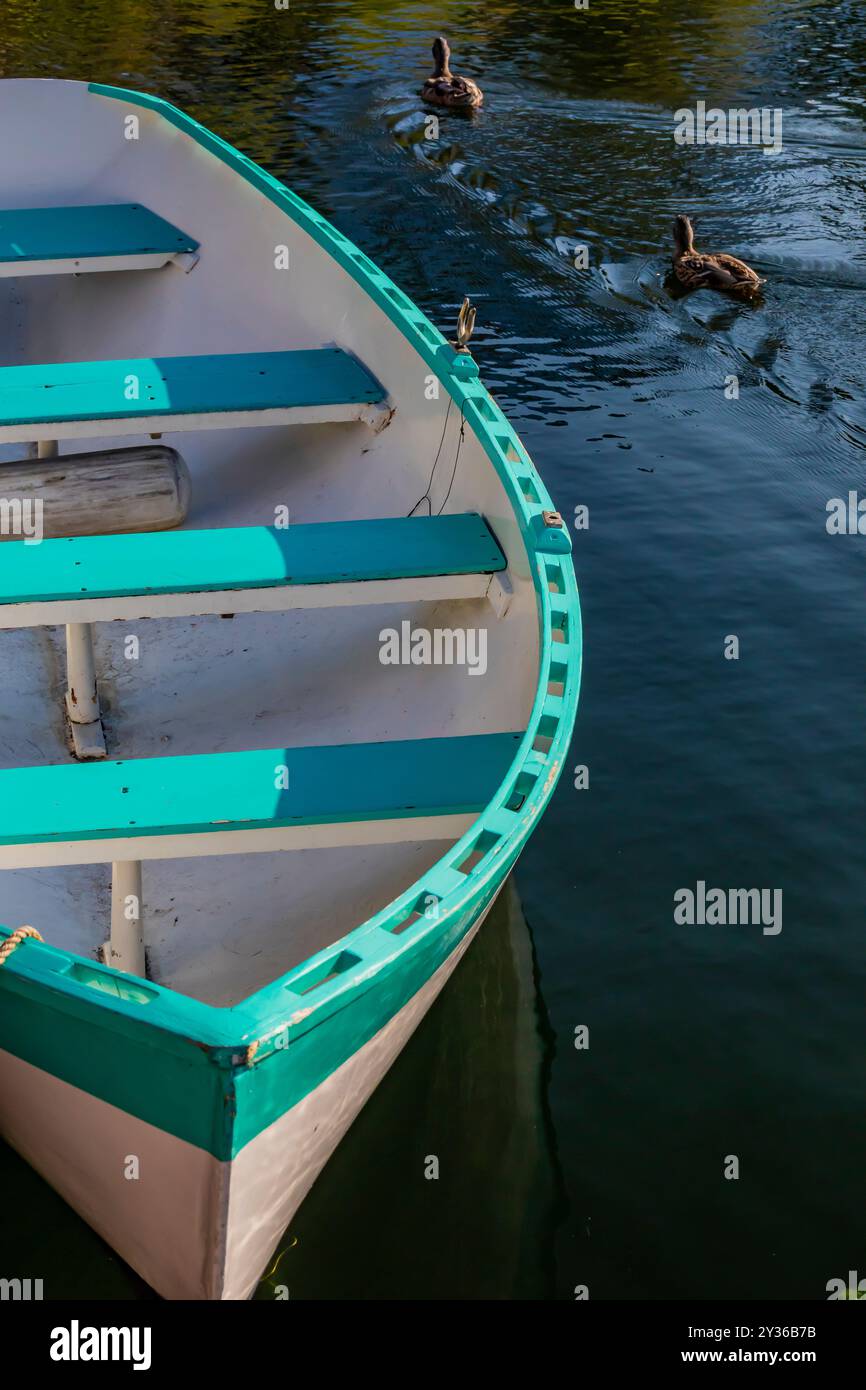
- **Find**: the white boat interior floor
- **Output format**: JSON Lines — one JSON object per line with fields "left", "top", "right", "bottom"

{"left": 2, "top": 846, "right": 452, "bottom": 1008}
{"left": 0, "top": 423, "right": 527, "bottom": 1007}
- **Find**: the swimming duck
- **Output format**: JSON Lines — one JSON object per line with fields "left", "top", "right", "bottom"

{"left": 671, "top": 214, "right": 763, "bottom": 295}
{"left": 421, "top": 36, "right": 483, "bottom": 110}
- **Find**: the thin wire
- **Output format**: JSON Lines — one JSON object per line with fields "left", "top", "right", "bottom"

{"left": 436, "top": 402, "right": 466, "bottom": 516}
{"left": 407, "top": 396, "right": 453, "bottom": 517}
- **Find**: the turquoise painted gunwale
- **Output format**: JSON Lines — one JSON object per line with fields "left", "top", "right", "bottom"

{"left": 0, "top": 82, "right": 582, "bottom": 1161}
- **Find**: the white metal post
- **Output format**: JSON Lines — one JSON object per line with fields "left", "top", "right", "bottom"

{"left": 65, "top": 623, "right": 107, "bottom": 759}
{"left": 106, "top": 861, "right": 145, "bottom": 977}
{"left": 65, "top": 623, "right": 100, "bottom": 723}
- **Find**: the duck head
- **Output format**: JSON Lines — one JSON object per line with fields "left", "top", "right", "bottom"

{"left": 432, "top": 36, "right": 452, "bottom": 77}
{"left": 672, "top": 214, "right": 696, "bottom": 256}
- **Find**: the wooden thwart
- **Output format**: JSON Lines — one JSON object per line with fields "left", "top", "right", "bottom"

{"left": 0, "top": 732, "right": 522, "bottom": 869}
{"left": 0, "top": 513, "right": 507, "bottom": 626}
{"left": 0, "top": 202, "right": 198, "bottom": 277}
{"left": 0, "top": 349, "right": 385, "bottom": 444}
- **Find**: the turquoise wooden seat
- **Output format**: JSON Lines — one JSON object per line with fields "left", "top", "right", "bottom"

{"left": 0, "top": 732, "right": 521, "bottom": 863}
{"left": 0, "top": 350, "right": 383, "bottom": 439}
{"left": 0, "top": 203, "right": 198, "bottom": 273}
{"left": 0, "top": 514, "right": 505, "bottom": 608}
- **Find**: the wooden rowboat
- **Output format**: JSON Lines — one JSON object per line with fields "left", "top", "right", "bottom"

{"left": 0, "top": 79, "right": 581, "bottom": 1299}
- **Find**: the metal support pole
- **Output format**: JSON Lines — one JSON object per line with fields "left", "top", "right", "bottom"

{"left": 65, "top": 623, "right": 107, "bottom": 759}
{"left": 37, "top": 440, "right": 58, "bottom": 459}
{"left": 65, "top": 623, "right": 100, "bottom": 724}
{"left": 106, "top": 861, "right": 145, "bottom": 977}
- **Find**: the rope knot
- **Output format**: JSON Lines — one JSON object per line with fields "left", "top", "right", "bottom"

{"left": 0, "top": 925, "right": 43, "bottom": 967}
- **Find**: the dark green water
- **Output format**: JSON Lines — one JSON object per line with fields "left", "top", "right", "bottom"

{"left": 2, "top": 0, "right": 866, "bottom": 1300}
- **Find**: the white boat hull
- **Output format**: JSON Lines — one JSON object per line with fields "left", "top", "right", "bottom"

{"left": 0, "top": 904, "right": 492, "bottom": 1299}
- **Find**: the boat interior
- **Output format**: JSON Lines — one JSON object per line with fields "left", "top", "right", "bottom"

{"left": 0, "top": 81, "right": 539, "bottom": 1008}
